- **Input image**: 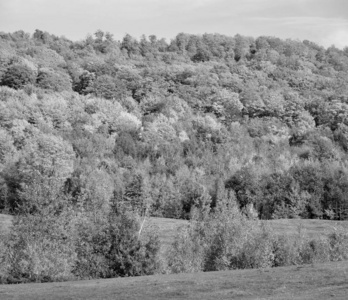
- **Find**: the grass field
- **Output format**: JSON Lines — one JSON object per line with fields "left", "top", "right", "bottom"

{"left": 147, "top": 217, "right": 188, "bottom": 252}
{"left": 1, "top": 214, "right": 348, "bottom": 299}
{"left": 0, "top": 261, "right": 347, "bottom": 299}
{"left": 150, "top": 217, "right": 348, "bottom": 250}
{"left": 3, "top": 214, "right": 347, "bottom": 243}
{"left": 267, "top": 218, "right": 348, "bottom": 238}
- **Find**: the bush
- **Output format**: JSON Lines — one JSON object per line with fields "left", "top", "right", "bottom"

{"left": 1, "top": 208, "right": 161, "bottom": 283}
{"left": 327, "top": 229, "right": 348, "bottom": 261}
{"left": 272, "top": 234, "right": 330, "bottom": 266}
{"left": 272, "top": 226, "right": 348, "bottom": 267}
{"left": 166, "top": 204, "right": 275, "bottom": 273}
{"left": 74, "top": 209, "right": 161, "bottom": 279}
{"left": 166, "top": 204, "right": 348, "bottom": 274}
{"left": 3, "top": 212, "right": 77, "bottom": 283}
{"left": 0, "top": 233, "right": 9, "bottom": 283}
{"left": 165, "top": 223, "right": 206, "bottom": 273}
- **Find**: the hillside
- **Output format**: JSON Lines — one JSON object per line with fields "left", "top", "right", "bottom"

{"left": 0, "top": 261, "right": 347, "bottom": 300}
{"left": 2, "top": 30, "right": 348, "bottom": 283}
{"left": 1, "top": 30, "right": 348, "bottom": 222}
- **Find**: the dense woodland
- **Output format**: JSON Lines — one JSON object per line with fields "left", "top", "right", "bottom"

{"left": 1, "top": 29, "right": 348, "bottom": 282}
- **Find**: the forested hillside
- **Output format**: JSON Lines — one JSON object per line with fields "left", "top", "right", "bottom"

{"left": 1, "top": 29, "right": 348, "bottom": 283}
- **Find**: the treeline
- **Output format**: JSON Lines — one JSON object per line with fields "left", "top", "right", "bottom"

{"left": 1, "top": 29, "right": 348, "bottom": 220}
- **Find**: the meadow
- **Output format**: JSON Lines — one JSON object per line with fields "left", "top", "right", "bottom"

{"left": 151, "top": 217, "right": 348, "bottom": 248}
{"left": 0, "top": 261, "right": 348, "bottom": 300}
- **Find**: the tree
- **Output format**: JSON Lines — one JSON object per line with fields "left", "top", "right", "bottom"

{"left": 27, "top": 46, "right": 66, "bottom": 69}
{"left": 86, "top": 75, "right": 127, "bottom": 100}
{"left": 1, "top": 64, "right": 36, "bottom": 89}
{"left": 74, "top": 71, "right": 95, "bottom": 95}
{"left": 5, "top": 133, "right": 74, "bottom": 212}
{"left": 36, "top": 68, "right": 72, "bottom": 92}
{"left": 121, "top": 34, "right": 140, "bottom": 57}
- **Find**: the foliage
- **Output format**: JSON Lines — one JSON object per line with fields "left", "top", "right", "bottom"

{"left": 1, "top": 64, "right": 36, "bottom": 90}
{"left": 36, "top": 68, "right": 72, "bottom": 92}
{"left": 167, "top": 204, "right": 348, "bottom": 274}
{"left": 1, "top": 173, "right": 77, "bottom": 283}
{"left": 74, "top": 208, "right": 160, "bottom": 279}
{"left": 166, "top": 203, "right": 275, "bottom": 273}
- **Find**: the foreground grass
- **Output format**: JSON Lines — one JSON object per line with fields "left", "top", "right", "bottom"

{"left": 0, "top": 261, "right": 347, "bottom": 300}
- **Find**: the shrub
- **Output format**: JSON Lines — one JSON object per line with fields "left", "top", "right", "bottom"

{"left": 272, "top": 226, "right": 348, "bottom": 267}
{"left": 272, "top": 235, "right": 300, "bottom": 267}
{"left": 165, "top": 223, "right": 206, "bottom": 273}
{"left": 166, "top": 204, "right": 275, "bottom": 273}
{"left": 166, "top": 204, "right": 348, "bottom": 274}
{"left": 74, "top": 209, "right": 161, "bottom": 279}
{"left": 3, "top": 212, "right": 77, "bottom": 283}
{"left": 0, "top": 233, "right": 10, "bottom": 283}
{"left": 0, "top": 172, "right": 78, "bottom": 283}
{"left": 272, "top": 234, "right": 330, "bottom": 266}
{"left": 327, "top": 228, "right": 348, "bottom": 261}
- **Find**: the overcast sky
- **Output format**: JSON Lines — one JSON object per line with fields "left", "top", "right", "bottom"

{"left": 0, "top": 0, "right": 347, "bottom": 48}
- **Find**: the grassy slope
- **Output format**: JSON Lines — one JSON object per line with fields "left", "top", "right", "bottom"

{"left": 268, "top": 219, "right": 348, "bottom": 238}
{"left": 151, "top": 217, "right": 348, "bottom": 248}
{"left": 0, "top": 261, "right": 348, "bottom": 300}
{"left": 147, "top": 217, "right": 188, "bottom": 252}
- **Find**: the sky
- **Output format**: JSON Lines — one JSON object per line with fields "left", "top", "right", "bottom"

{"left": 0, "top": 0, "right": 348, "bottom": 49}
